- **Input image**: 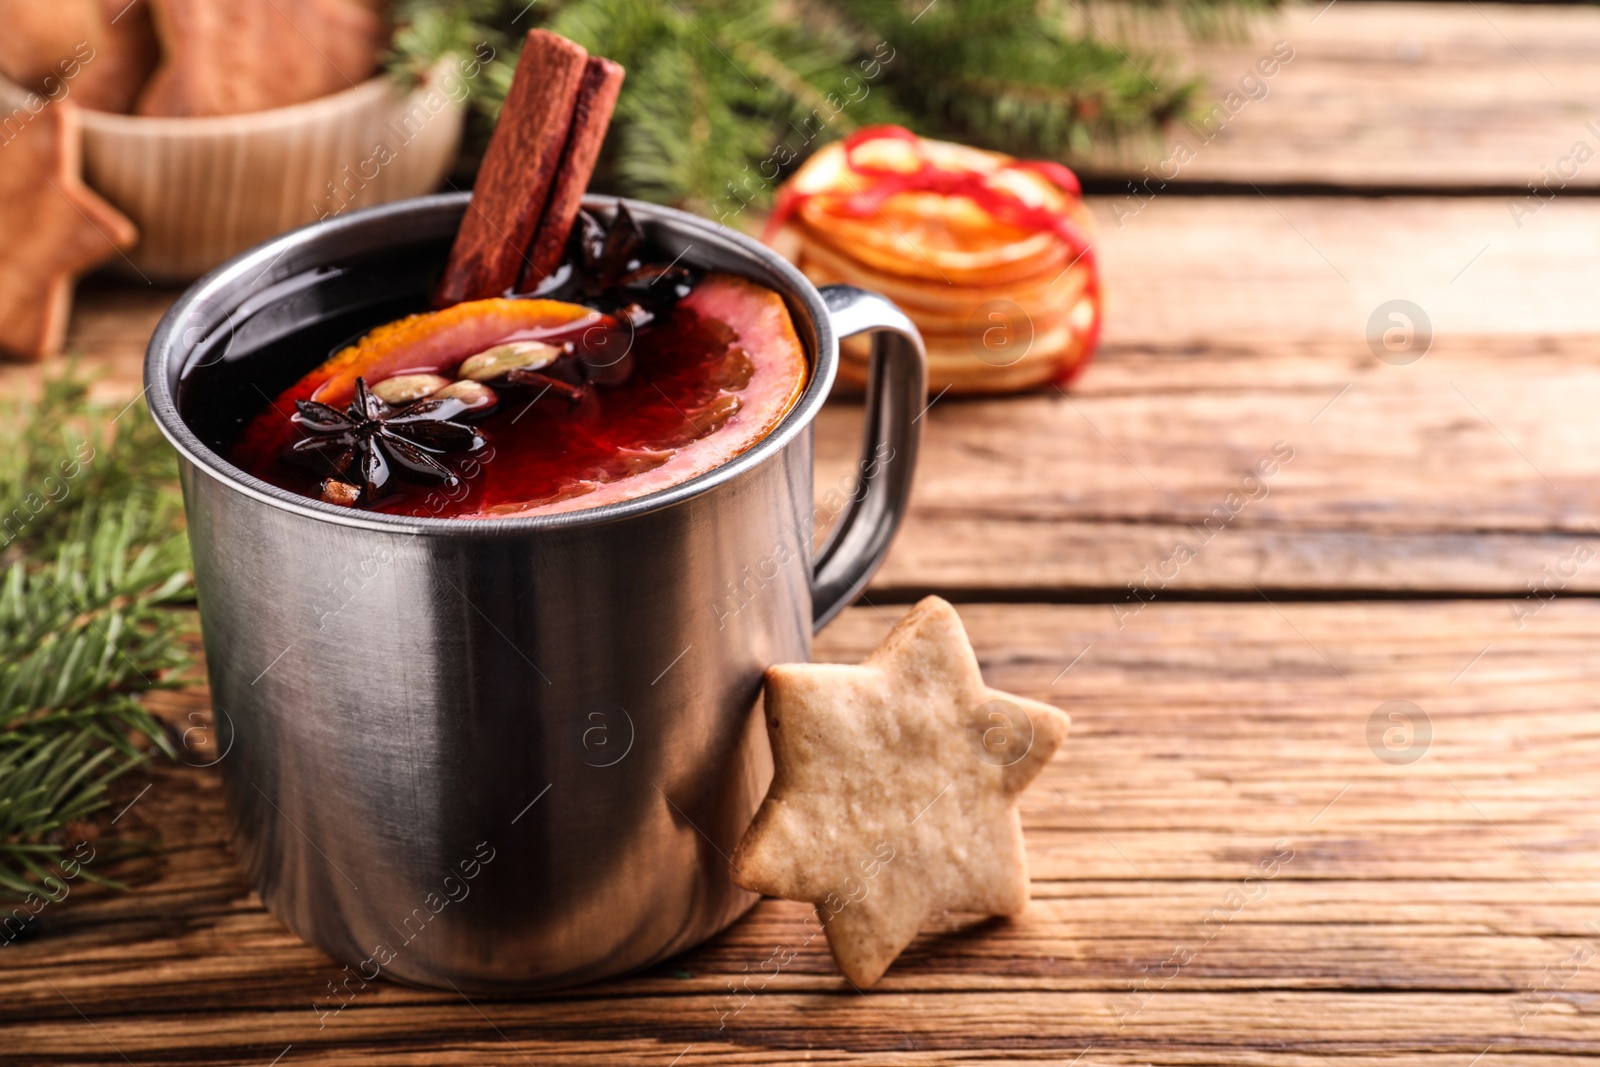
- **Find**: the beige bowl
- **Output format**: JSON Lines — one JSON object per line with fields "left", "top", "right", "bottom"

{"left": 1, "top": 64, "right": 465, "bottom": 282}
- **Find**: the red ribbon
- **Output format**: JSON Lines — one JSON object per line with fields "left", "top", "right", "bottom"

{"left": 766, "top": 126, "right": 1094, "bottom": 267}
{"left": 766, "top": 126, "right": 1101, "bottom": 384}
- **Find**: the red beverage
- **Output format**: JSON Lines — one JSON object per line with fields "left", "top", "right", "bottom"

{"left": 228, "top": 272, "right": 809, "bottom": 519}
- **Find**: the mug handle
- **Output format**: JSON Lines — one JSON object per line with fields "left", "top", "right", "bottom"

{"left": 811, "top": 285, "right": 929, "bottom": 631}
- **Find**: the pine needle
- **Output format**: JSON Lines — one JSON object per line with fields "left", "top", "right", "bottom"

{"left": 385, "top": 0, "right": 1276, "bottom": 211}
{"left": 0, "top": 373, "right": 192, "bottom": 906}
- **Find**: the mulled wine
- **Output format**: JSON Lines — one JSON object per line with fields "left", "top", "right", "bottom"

{"left": 194, "top": 210, "right": 809, "bottom": 520}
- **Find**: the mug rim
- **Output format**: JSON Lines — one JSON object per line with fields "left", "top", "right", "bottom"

{"left": 144, "top": 192, "right": 838, "bottom": 536}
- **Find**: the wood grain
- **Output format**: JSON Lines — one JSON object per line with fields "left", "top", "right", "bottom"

{"left": 4, "top": 600, "right": 1598, "bottom": 1064}
{"left": 42, "top": 194, "right": 1600, "bottom": 354}
{"left": 1088, "top": 196, "right": 1600, "bottom": 342}
{"left": 42, "top": 190, "right": 1600, "bottom": 384}
{"left": 1077, "top": 1, "right": 1600, "bottom": 190}
{"left": 34, "top": 195, "right": 1600, "bottom": 596}
{"left": 831, "top": 327, "right": 1600, "bottom": 597}
{"left": 44, "top": 196, "right": 1600, "bottom": 361}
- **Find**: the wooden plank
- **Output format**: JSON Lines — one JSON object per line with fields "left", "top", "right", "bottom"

{"left": 1089, "top": 196, "right": 1600, "bottom": 342}
{"left": 44, "top": 198, "right": 1600, "bottom": 355}
{"left": 27, "top": 197, "right": 1600, "bottom": 596}
{"left": 4, "top": 600, "right": 1599, "bottom": 1064}
{"left": 1078, "top": 1, "right": 1600, "bottom": 190}
{"left": 45, "top": 277, "right": 178, "bottom": 403}
{"left": 33, "top": 199, "right": 1600, "bottom": 358}
{"left": 31, "top": 195, "right": 1600, "bottom": 399}
{"left": 823, "top": 332, "right": 1600, "bottom": 597}
{"left": 2, "top": 995, "right": 1598, "bottom": 1066}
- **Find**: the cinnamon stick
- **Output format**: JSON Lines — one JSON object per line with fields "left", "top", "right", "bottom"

{"left": 433, "top": 30, "right": 589, "bottom": 307}
{"left": 520, "top": 55, "right": 626, "bottom": 291}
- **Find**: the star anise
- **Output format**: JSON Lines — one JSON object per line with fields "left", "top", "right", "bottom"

{"left": 283, "top": 377, "right": 486, "bottom": 501}
{"left": 537, "top": 202, "right": 698, "bottom": 314}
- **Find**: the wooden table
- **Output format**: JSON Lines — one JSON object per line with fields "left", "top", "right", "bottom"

{"left": 8, "top": 4, "right": 1600, "bottom": 1062}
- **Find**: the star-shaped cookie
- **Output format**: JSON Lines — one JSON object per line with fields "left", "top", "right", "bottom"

{"left": 0, "top": 0, "right": 159, "bottom": 114}
{"left": 731, "top": 596, "right": 1070, "bottom": 986}
{"left": 0, "top": 102, "right": 138, "bottom": 360}
{"left": 136, "top": 0, "right": 383, "bottom": 117}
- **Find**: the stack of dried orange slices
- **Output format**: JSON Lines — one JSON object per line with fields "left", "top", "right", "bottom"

{"left": 765, "top": 126, "right": 1101, "bottom": 394}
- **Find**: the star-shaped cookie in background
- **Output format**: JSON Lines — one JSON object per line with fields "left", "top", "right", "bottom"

{"left": 0, "top": 0, "right": 159, "bottom": 114}
{"left": 0, "top": 102, "right": 139, "bottom": 361}
{"left": 731, "top": 596, "right": 1071, "bottom": 987}
{"left": 135, "top": 0, "right": 383, "bottom": 117}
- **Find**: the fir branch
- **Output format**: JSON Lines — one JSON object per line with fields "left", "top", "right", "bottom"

{"left": 839, "top": 0, "right": 1198, "bottom": 160}
{"left": 548, "top": 0, "right": 899, "bottom": 217}
{"left": 386, "top": 0, "right": 511, "bottom": 96}
{"left": 0, "top": 375, "right": 192, "bottom": 907}
{"left": 385, "top": 0, "right": 1270, "bottom": 212}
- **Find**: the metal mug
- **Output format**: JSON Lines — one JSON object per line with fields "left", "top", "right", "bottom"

{"left": 146, "top": 193, "right": 926, "bottom": 991}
